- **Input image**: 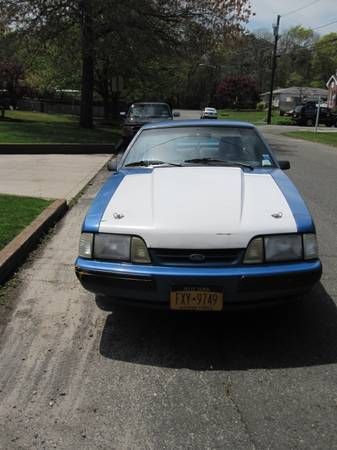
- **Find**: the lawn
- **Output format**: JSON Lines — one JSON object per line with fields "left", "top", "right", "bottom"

{"left": 0, "top": 194, "right": 52, "bottom": 251}
{"left": 218, "top": 109, "right": 292, "bottom": 126}
{"left": 284, "top": 131, "right": 337, "bottom": 148}
{"left": 0, "top": 110, "right": 120, "bottom": 144}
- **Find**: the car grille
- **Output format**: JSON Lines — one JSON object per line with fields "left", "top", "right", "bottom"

{"left": 149, "top": 248, "right": 244, "bottom": 267}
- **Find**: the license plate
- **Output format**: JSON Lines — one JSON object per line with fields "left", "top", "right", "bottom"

{"left": 170, "top": 287, "right": 223, "bottom": 311}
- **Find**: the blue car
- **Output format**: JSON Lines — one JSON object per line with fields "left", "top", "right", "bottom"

{"left": 75, "top": 120, "right": 322, "bottom": 311}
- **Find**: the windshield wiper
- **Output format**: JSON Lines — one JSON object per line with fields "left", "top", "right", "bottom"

{"left": 125, "top": 160, "right": 182, "bottom": 167}
{"left": 184, "top": 158, "right": 254, "bottom": 170}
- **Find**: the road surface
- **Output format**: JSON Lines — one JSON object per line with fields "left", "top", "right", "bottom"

{"left": 0, "top": 129, "right": 337, "bottom": 449}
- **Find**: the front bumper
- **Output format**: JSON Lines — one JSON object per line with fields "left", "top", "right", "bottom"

{"left": 75, "top": 257, "right": 322, "bottom": 309}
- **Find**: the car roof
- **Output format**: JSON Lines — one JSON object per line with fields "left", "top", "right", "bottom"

{"left": 130, "top": 102, "right": 170, "bottom": 106}
{"left": 142, "top": 119, "right": 256, "bottom": 130}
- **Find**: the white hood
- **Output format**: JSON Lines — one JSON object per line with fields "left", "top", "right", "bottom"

{"left": 99, "top": 167, "right": 297, "bottom": 249}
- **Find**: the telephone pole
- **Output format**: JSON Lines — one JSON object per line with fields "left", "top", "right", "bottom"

{"left": 267, "top": 15, "right": 281, "bottom": 125}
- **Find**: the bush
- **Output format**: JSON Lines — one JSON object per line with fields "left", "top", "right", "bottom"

{"left": 256, "top": 102, "right": 265, "bottom": 111}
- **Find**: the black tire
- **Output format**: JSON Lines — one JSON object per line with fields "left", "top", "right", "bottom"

{"left": 306, "top": 118, "right": 314, "bottom": 127}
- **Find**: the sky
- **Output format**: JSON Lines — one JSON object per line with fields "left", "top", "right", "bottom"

{"left": 247, "top": 0, "right": 337, "bottom": 35}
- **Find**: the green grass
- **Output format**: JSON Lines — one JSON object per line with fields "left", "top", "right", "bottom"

{"left": 0, "top": 110, "right": 120, "bottom": 144}
{"left": 284, "top": 131, "right": 337, "bottom": 148}
{"left": 218, "top": 109, "right": 292, "bottom": 126}
{"left": 0, "top": 194, "right": 52, "bottom": 251}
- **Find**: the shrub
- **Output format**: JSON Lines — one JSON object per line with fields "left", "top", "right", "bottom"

{"left": 256, "top": 101, "right": 265, "bottom": 111}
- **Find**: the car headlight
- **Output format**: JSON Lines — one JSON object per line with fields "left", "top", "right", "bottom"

{"left": 265, "top": 235, "right": 302, "bottom": 262}
{"left": 94, "top": 234, "right": 131, "bottom": 261}
{"left": 303, "top": 234, "right": 318, "bottom": 260}
{"left": 79, "top": 233, "right": 151, "bottom": 264}
{"left": 244, "top": 234, "right": 318, "bottom": 264}
{"left": 79, "top": 233, "right": 93, "bottom": 258}
{"left": 131, "top": 236, "right": 151, "bottom": 264}
{"left": 243, "top": 237, "right": 264, "bottom": 264}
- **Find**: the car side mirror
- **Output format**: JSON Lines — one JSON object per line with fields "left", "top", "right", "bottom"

{"left": 173, "top": 111, "right": 180, "bottom": 117}
{"left": 107, "top": 158, "right": 119, "bottom": 171}
{"left": 279, "top": 160, "right": 290, "bottom": 170}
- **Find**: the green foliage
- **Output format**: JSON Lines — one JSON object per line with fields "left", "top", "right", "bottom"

{"left": 285, "top": 131, "right": 337, "bottom": 148}
{"left": 0, "top": 0, "right": 253, "bottom": 115}
{"left": 256, "top": 101, "right": 265, "bottom": 111}
{"left": 0, "top": 194, "right": 52, "bottom": 250}
{"left": 312, "top": 33, "right": 337, "bottom": 85}
{"left": 217, "top": 109, "right": 292, "bottom": 125}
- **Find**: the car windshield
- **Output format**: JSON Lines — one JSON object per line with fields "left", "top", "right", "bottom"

{"left": 123, "top": 126, "right": 275, "bottom": 168}
{"left": 128, "top": 104, "right": 171, "bottom": 119}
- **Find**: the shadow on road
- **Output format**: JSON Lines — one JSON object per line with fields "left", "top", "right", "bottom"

{"left": 99, "top": 283, "right": 337, "bottom": 370}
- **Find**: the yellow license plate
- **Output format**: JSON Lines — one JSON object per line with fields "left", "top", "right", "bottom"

{"left": 170, "top": 287, "right": 223, "bottom": 311}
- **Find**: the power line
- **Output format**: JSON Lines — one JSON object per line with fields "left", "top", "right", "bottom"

{"left": 313, "top": 18, "right": 337, "bottom": 31}
{"left": 282, "top": 0, "right": 321, "bottom": 18}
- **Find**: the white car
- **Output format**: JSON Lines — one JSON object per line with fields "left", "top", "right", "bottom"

{"left": 201, "top": 107, "right": 218, "bottom": 119}
{"left": 75, "top": 120, "right": 322, "bottom": 311}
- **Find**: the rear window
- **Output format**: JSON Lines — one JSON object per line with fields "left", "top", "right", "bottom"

{"left": 128, "top": 104, "right": 171, "bottom": 119}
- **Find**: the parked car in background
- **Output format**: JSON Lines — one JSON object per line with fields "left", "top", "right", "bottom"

{"left": 292, "top": 101, "right": 337, "bottom": 127}
{"left": 116, "top": 102, "right": 180, "bottom": 152}
{"left": 75, "top": 120, "right": 322, "bottom": 312}
{"left": 201, "top": 107, "right": 218, "bottom": 119}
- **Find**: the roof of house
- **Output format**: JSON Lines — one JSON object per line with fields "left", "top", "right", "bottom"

{"left": 261, "top": 87, "right": 328, "bottom": 96}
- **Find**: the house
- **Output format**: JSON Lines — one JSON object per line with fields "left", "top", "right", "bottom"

{"left": 326, "top": 72, "right": 337, "bottom": 109}
{"left": 260, "top": 87, "right": 328, "bottom": 115}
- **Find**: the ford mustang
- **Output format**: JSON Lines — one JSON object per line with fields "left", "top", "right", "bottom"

{"left": 75, "top": 120, "right": 322, "bottom": 311}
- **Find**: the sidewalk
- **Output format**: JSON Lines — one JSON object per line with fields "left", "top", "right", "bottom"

{"left": 0, "top": 154, "right": 111, "bottom": 201}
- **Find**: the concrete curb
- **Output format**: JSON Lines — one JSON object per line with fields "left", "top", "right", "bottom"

{"left": 0, "top": 143, "right": 116, "bottom": 154}
{"left": 0, "top": 199, "right": 68, "bottom": 284}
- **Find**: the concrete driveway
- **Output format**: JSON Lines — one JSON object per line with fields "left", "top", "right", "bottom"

{"left": 0, "top": 154, "right": 111, "bottom": 201}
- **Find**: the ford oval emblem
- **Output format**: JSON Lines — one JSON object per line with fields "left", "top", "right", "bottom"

{"left": 189, "top": 253, "right": 206, "bottom": 262}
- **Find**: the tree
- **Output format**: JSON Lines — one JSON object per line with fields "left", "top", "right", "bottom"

{"left": 216, "top": 75, "right": 258, "bottom": 109}
{"left": 1, "top": 0, "right": 252, "bottom": 126}
{"left": 277, "top": 26, "right": 318, "bottom": 87}
{"left": 312, "top": 33, "right": 337, "bottom": 85}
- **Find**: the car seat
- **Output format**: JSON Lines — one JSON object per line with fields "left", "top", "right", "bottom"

{"left": 218, "top": 136, "right": 242, "bottom": 161}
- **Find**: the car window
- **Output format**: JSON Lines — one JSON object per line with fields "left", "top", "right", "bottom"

{"left": 123, "top": 127, "right": 275, "bottom": 168}
{"left": 128, "top": 104, "right": 171, "bottom": 119}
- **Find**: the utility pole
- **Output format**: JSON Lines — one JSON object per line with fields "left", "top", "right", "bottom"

{"left": 267, "top": 14, "right": 281, "bottom": 125}
{"left": 315, "top": 96, "right": 321, "bottom": 132}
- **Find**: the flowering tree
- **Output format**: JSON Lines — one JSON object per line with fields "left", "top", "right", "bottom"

{"left": 216, "top": 75, "right": 258, "bottom": 109}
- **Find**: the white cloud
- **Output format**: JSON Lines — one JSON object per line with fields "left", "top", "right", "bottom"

{"left": 247, "top": 0, "right": 337, "bottom": 35}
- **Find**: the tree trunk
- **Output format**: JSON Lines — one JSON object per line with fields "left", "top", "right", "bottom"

{"left": 102, "top": 63, "right": 110, "bottom": 120}
{"left": 80, "top": 0, "right": 94, "bottom": 129}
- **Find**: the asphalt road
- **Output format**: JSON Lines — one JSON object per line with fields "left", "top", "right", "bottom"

{"left": 0, "top": 129, "right": 337, "bottom": 449}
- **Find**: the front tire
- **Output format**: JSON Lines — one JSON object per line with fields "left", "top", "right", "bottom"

{"left": 306, "top": 118, "right": 314, "bottom": 127}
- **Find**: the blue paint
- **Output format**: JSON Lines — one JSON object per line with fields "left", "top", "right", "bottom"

{"left": 142, "top": 119, "right": 255, "bottom": 130}
{"left": 271, "top": 169, "right": 314, "bottom": 233}
{"left": 76, "top": 257, "right": 321, "bottom": 278}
